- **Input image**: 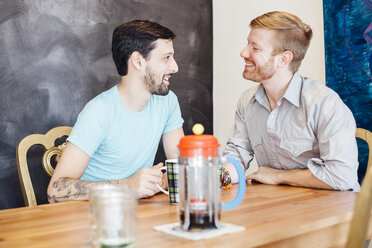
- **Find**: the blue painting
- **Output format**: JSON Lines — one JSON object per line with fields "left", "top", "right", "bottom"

{"left": 323, "top": 0, "right": 372, "bottom": 182}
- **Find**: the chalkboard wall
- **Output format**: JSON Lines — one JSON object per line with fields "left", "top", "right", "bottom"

{"left": 0, "top": 0, "right": 212, "bottom": 209}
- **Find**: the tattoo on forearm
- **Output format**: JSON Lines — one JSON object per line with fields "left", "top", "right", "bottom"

{"left": 48, "top": 178, "right": 121, "bottom": 203}
{"left": 48, "top": 177, "right": 89, "bottom": 202}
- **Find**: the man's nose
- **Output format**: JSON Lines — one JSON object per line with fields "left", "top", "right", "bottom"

{"left": 169, "top": 57, "right": 178, "bottom": 73}
{"left": 240, "top": 46, "right": 250, "bottom": 58}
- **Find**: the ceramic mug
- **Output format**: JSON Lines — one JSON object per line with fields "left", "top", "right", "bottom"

{"left": 156, "top": 159, "right": 179, "bottom": 204}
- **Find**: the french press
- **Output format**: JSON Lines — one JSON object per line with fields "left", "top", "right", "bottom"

{"left": 177, "top": 124, "right": 246, "bottom": 230}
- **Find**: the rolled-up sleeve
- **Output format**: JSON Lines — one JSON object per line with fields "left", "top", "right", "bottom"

{"left": 307, "top": 93, "right": 360, "bottom": 191}
{"left": 163, "top": 91, "right": 184, "bottom": 134}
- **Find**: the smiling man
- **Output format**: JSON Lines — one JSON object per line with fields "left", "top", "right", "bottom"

{"left": 222, "top": 11, "right": 359, "bottom": 191}
{"left": 47, "top": 20, "right": 184, "bottom": 202}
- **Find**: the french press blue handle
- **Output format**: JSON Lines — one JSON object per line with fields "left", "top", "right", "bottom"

{"left": 220, "top": 156, "right": 246, "bottom": 210}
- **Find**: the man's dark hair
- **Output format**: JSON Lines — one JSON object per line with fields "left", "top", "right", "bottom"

{"left": 112, "top": 20, "right": 176, "bottom": 76}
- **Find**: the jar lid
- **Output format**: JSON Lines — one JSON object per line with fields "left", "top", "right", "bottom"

{"left": 177, "top": 124, "right": 220, "bottom": 157}
{"left": 178, "top": 134, "right": 220, "bottom": 150}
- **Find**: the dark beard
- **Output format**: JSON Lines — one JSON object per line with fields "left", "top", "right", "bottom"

{"left": 144, "top": 67, "right": 169, "bottom": 96}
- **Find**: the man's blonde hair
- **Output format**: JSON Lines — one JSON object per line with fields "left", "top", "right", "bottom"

{"left": 250, "top": 11, "right": 313, "bottom": 72}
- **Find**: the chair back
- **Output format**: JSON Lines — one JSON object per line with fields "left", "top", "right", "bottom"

{"left": 16, "top": 126, "right": 72, "bottom": 207}
{"left": 346, "top": 128, "right": 372, "bottom": 248}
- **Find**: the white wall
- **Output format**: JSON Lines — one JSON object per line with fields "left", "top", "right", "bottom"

{"left": 212, "top": 0, "right": 326, "bottom": 164}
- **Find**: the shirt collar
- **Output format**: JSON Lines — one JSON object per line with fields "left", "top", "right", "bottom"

{"left": 253, "top": 72, "right": 302, "bottom": 109}
{"left": 282, "top": 72, "right": 302, "bottom": 108}
{"left": 252, "top": 84, "right": 269, "bottom": 111}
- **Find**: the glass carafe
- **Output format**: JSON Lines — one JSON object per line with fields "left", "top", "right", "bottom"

{"left": 177, "top": 130, "right": 246, "bottom": 230}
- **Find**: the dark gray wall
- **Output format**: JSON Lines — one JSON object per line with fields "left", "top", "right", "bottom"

{"left": 0, "top": 0, "right": 213, "bottom": 209}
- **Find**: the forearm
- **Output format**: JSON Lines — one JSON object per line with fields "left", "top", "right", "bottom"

{"left": 246, "top": 166, "right": 334, "bottom": 190}
{"left": 47, "top": 177, "right": 120, "bottom": 203}
{"left": 277, "top": 169, "right": 333, "bottom": 190}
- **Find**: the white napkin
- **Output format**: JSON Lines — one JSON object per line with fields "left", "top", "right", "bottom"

{"left": 154, "top": 222, "right": 245, "bottom": 241}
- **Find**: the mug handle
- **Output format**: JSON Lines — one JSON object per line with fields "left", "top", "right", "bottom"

{"left": 221, "top": 156, "right": 246, "bottom": 210}
{"left": 156, "top": 167, "right": 169, "bottom": 195}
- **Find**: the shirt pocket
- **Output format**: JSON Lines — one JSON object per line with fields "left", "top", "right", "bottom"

{"left": 250, "top": 133, "right": 268, "bottom": 166}
{"left": 279, "top": 138, "right": 313, "bottom": 158}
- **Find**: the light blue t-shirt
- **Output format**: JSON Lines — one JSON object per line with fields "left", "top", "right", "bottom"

{"left": 67, "top": 85, "right": 184, "bottom": 181}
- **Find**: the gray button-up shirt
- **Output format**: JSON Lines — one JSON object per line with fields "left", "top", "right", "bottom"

{"left": 223, "top": 73, "right": 360, "bottom": 191}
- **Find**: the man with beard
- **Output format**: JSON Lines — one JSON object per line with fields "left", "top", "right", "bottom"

{"left": 222, "top": 11, "right": 359, "bottom": 191}
{"left": 47, "top": 20, "right": 184, "bottom": 202}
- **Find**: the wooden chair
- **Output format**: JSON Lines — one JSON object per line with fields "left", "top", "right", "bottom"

{"left": 16, "top": 126, "right": 72, "bottom": 207}
{"left": 347, "top": 128, "right": 372, "bottom": 248}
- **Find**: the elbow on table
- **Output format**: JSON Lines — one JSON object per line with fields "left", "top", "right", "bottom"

{"left": 326, "top": 177, "right": 359, "bottom": 192}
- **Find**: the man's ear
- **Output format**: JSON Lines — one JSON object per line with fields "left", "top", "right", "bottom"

{"left": 279, "top": 50, "right": 293, "bottom": 67}
{"left": 130, "top": 51, "right": 146, "bottom": 71}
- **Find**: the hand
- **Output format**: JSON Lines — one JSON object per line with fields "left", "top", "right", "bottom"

{"left": 246, "top": 166, "right": 281, "bottom": 185}
{"left": 124, "top": 163, "right": 165, "bottom": 198}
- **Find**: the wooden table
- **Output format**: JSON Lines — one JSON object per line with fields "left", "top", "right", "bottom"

{"left": 1, "top": 183, "right": 371, "bottom": 248}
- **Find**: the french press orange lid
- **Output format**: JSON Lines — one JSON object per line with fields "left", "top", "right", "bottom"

{"left": 177, "top": 133, "right": 220, "bottom": 157}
